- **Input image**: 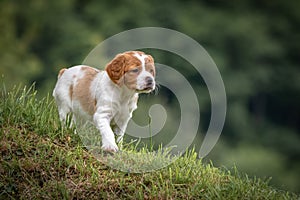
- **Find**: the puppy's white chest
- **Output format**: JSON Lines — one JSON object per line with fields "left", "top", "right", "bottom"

{"left": 115, "top": 94, "right": 138, "bottom": 119}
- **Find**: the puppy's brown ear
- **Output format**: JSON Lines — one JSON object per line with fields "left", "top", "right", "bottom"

{"left": 147, "top": 54, "right": 154, "bottom": 63}
{"left": 105, "top": 54, "right": 126, "bottom": 84}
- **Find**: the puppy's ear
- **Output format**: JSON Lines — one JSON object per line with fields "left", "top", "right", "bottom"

{"left": 147, "top": 54, "right": 154, "bottom": 63}
{"left": 105, "top": 54, "right": 126, "bottom": 84}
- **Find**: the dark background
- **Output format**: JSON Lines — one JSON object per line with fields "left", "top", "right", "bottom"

{"left": 0, "top": 0, "right": 299, "bottom": 192}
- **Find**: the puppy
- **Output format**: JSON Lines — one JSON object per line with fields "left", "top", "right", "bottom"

{"left": 53, "top": 51, "right": 156, "bottom": 152}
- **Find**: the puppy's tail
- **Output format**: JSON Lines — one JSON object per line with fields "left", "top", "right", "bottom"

{"left": 57, "top": 68, "right": 66, "bottom": 79}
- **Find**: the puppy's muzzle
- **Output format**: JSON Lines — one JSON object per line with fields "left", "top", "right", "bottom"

{"left": 145, "top": 76, "right": 155, "bottom": 90}
{"left": 146, "top": 76, "right": 154, "bottom": 86}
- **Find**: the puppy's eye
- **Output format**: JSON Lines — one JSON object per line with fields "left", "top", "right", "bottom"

{"left": 130, "top": 68, "right": 139, "bottom": 73}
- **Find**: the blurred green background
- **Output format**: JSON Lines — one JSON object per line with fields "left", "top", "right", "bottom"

{"left": 1, "top": 0, "right": 299, "bottom": 193}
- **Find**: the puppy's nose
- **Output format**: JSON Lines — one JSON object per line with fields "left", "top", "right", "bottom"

{"left": 145, "top": 76, "right": 154, "bottom": 86}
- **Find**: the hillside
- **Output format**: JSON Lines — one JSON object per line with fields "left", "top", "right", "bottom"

{"left": 0, "top": 86, "right": 298, "bottom": 199}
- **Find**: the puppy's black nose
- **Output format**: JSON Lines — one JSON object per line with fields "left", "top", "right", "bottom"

{"left": 145, "top": 76, "right": 153, "bottom": 86}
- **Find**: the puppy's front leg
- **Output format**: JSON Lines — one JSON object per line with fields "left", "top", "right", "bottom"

{"left": 114, "top": 117, "right": 131, "bottom": 144}
{"left": 93, "top": 112, "right": 118, "bottom": 152}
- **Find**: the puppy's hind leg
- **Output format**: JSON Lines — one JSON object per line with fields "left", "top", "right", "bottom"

{"left": 59, "top": 105, "right": 73, "bottom": 125}
{"left": 53, "top": 68, "right": 77, "bottom": 129}
{"left": 53, "top": 89, "right": 74, "bottom": 128}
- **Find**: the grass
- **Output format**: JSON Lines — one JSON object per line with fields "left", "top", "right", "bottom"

{"left": 0, "top": 85, "right": 299, "bottom": 199}
{"left": 76, "top": 122, "right": 176, "bottom": 173}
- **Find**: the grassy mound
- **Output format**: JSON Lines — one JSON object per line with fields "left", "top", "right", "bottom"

{"left": 0, "top": 86, "right": 298, "bottom": 199}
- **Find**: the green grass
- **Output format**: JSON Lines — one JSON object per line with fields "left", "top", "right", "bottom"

{"left": 0, "top": 85, "right": 299, "bottom": 199}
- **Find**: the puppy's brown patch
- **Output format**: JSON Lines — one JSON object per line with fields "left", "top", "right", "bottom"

{"left": 58, "top": 68, "right": 66, "bottom": 78}
{"left": 69, "top": 84, "right": 73, "bottom": 100}
{"left": 73, "top": 66, "right": 99, "bottom": 115}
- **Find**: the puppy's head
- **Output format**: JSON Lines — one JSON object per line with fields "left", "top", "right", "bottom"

{"left": 105, "top": 51, "right": 156, "bottom": 93}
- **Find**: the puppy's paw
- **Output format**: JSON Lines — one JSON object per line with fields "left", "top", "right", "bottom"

{"left": 102, "top": 142, "right": 119, "bottom": 153}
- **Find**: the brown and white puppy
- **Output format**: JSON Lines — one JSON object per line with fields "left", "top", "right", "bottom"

{"left": 53, "top": 51, "right": 156, "bottom": 152}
